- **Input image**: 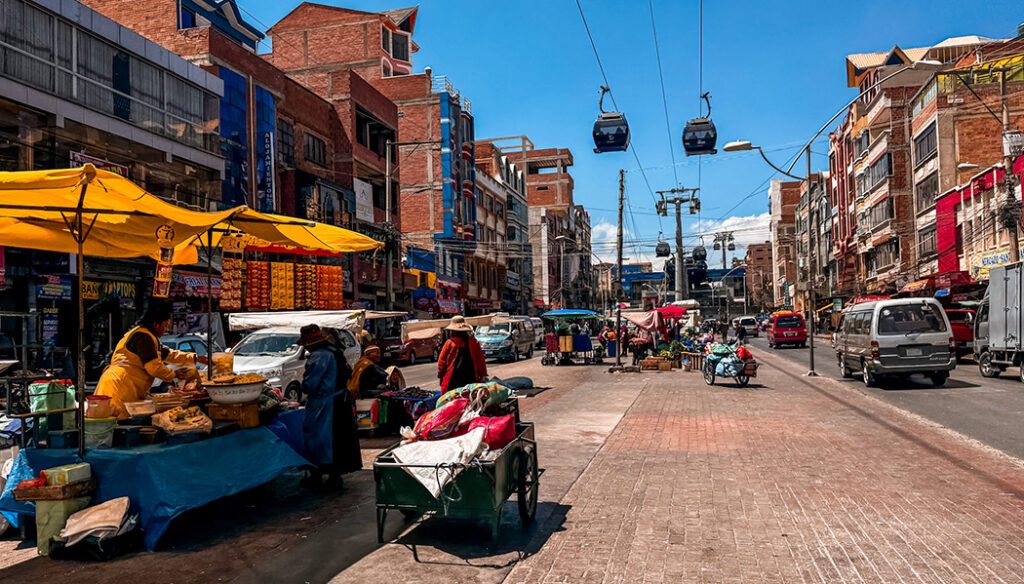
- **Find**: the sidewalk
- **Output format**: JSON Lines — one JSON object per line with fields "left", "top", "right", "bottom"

{"left": 503, "top": 350, "right": 1024, "bottom": 583}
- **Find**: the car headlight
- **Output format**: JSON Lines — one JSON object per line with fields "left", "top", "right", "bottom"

{"left": 501, "top": 339, "right": 513, "bottom": 347}
{"left": 257, "top": 367, "right": 282, "bottom": 379}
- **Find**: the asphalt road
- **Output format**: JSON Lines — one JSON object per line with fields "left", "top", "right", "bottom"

{"left": 746, "top": 335, "right": 1024, "bottom": 459}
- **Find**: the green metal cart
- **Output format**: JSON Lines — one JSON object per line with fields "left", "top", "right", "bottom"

{"left": 373, "top": 421, "right": 541, "bottom": 542}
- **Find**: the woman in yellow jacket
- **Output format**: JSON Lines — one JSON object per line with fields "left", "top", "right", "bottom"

{"left": 96, "top": 299, "right": 207, "bottom": 418}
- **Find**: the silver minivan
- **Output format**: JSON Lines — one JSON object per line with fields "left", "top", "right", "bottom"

{"left": 834, "top": 298, "right": 955, "bottom": 387}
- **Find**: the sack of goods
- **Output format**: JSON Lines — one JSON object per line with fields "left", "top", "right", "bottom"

{"left": 152, "top": 406, "right": 213, "bottom": 436}
{"left": 715, "top": 355, "right": 743, "bottom": 377}
{"left": 403, "top": 398, "right": 470, "bottom": 442}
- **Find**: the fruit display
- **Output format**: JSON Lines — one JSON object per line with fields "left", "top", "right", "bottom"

{"left": 315, "top": 265, "right": 344, "bottom": 309}
{"left": 270, "top": 262, "right": 294, "bottom": 310}
{"left": 246, "top": 261, "right": 270, "bottom": 310}
{"left": 221, "top": 257, "right": 243, "bottom": 310}
{"left": 294, "top": 264, "right": 316, "bottom": 310}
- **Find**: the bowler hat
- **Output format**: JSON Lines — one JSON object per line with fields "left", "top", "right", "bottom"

{"left": 297, "top": 324, "right": 328, "bottom": 347}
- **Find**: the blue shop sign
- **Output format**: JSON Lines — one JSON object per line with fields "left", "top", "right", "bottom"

{"left": 36, "top": 275, "right": 72, "bottom": 301}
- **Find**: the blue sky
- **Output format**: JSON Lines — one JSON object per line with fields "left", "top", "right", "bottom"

{"left": 241, "top": 0, "right": 1022, "bottom": 266}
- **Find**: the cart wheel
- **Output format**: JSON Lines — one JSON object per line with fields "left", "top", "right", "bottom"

{"left": 736, "top": 374, "right": 750, "bottom": 387}
{"left": 702, "top": 361, "right": 715, "bottom": 386}
{"left": 517, "top": 446, "right": 538, "bottom": 525}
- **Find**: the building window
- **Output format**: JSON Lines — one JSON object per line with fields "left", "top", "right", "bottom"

{"left": 381, "top": 26, "right": 391, "bottom": 54}
{"left": 392, "top": 32, "right": 410, "bottom": 61}
{"left": 914, "top": 123, "right": 937, "bottom": 167}
{"left": 355, "top": 107, "right": 394, "bottom": 157}
{"left": 180, "top": 7, "right": 196, "bottom": 29}
{"left": 915, "top": 172, "right": 938, "bottom": 213}
{"left": 304, "top": 133, "right": 327, "bottom": 167}
{"left": 382, "top": 62, "right": 391, "bottom": 78}
{"left": 858, "top": 153, "right": 892, "bottom": 197}
{"left": 277, "top": 119, "right": 295, "bottom": 166}
{"left": 919, "top": 227, "right": 937, "bottom": 258}
{"left": 496, "top": 201, "right": 504, "bottom": 219}
{"left": 854, "top": 130, "right": 870, "bottom": 158}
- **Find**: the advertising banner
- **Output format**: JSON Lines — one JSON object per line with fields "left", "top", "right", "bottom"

{"left": 354, "top": 178, "right": 374, "bottom": 223}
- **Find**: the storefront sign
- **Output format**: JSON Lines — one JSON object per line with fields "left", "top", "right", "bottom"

{"left": 36, "top": 275, "right": 72, "bottom": 301}
{"left": 171, "top": 271, "right": 222, "bottom": 298}
{"left": 258, "top": 131, "right": 276, "bottom": 212}
{"left": 42, "top": 308, "right": 59, "bottom": 347}
{"left": 70, "top": 152, "right": 128, "bottom": 176}
{"left": 353, "top": 178, "right": 374, "bottom": 223}
{"left": 972, "top": 244, "right": 1024, "bottom": 281}
{"left": 83, "top": 280, "right": 136, "bottom": 307}
{"left": 438, "top": 299, "right": 460, "bottom": 314}
{"left": 506, "top": 271, "right": 520, "bottom": 290}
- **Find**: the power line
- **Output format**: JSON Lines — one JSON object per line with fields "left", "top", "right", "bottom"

{"left": 648, "top": 0, "right": 679, "bottom": 189}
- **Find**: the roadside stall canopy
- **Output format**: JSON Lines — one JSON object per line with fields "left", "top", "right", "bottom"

{"left": 670, "top": 299, "right": 700, "bottom": 309}
{"left": 622, "top": 311, "right": 665, "bottom": 332}
{"left": 650, "top": 305, "right": 687, "bottom": 319}
{"left": 0, "top": 165, "right": 234, "bottom": 262}
{"left": 401, "top": 315, "right": 494, "bottom": 343}
{"left": 229, "top": 310, "right": 366, "bottom": 332}
{"left": 541, "top": 309, "right": 602, "bottom": 319}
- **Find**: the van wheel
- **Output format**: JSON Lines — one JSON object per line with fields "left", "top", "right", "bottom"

{"left": 838, "top": 354, "right": 852, "bottom": 378}
{"left": 978, "top": 352, "right": 999, "bottom": 378}
{"left": 862, "top": 361, "right": 877, "bottom": 388}
{"left": 931, "top": 372, "right": 949, "bottom": 387}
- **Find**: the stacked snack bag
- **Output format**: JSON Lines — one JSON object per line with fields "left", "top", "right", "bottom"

{"left": 220, "top": 257, "right": 244, "bottom": 310}
{"left": 294, "top": 264, "right": 316, "bottom": 310}
{"left": 245, "top": 261, "right": 270, "bottom": 310}
{"left": 270, "top": 262, "right": 295, "bottom": 310}
{"left": 315, "top": 265, "right": 344, "bottom": 309}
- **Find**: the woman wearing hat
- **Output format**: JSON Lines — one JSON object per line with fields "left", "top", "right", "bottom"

{"left": 298, "top": 324, "right": 349, "bottom": 489}
{"left": 437, "top": 315, "right": 487, "bottom": 392}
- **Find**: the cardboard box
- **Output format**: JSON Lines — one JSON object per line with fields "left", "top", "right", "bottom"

{"left": 42, "top": 463, "right": 91, "bottom": 486}
{"left": 207, "top": 401, "right": 259, "bottom": 429}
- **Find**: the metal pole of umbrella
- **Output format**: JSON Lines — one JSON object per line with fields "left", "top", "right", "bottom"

{"left": 206, "top": 229, "right": 214, "bottom": 363}
{"left": 75, "top": 185, "right": 88, "bottom": 457}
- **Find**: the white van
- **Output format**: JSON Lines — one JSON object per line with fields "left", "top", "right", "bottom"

{"left": 230, "top": 326, "right": 361, "bottom": 402}
{"left": 834, "top": 298, "right": 955, "bottom": 387}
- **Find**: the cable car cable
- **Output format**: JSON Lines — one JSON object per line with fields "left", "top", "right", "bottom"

{"left": 648, "top": 0, "right": 679, "bottom": 189}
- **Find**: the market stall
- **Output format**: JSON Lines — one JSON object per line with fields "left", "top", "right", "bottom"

{"left": 0, "top": 165, "right": 385, "bottom": 555}
{"left": 540, "top": 309, "right": 601, "bottom": 366}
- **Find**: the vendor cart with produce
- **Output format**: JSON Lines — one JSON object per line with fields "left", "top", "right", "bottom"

{"left": 702, "top": 343, "right": 758, "bottom": 387}
{"left": 373, "top": 382, "right": 539, "bottom": 541}
{"left": 539, "top": 309, "right": 601, "bottom": 366}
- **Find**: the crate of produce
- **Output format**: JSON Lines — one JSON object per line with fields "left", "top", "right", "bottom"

{"left": 14, "top": 479, "right": 95, "bottom": 502}
{"left": 658, "top": 360, "right": 673, "bottom": 371}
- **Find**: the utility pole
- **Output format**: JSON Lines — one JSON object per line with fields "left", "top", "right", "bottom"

{"left": 615, "top": 169, "right": 625, "bottom": 370}
{"left": 655, "top": 187, "right": 700, "bottom": 302}
{"left": 385, "top": 139, "right": 443, "bottom": 311}
{"left": 712, "top": 231, "right": 735, "bottom": 269}
{"left": 1000, "top": 69, "right": 1023, "bottom": 262}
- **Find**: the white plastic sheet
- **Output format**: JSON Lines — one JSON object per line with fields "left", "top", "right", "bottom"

{"left": 228, "top": 310, "right": 365, "bottom": 331}
{"left": 391, "top": 428, "right": 487, "bottom": 498}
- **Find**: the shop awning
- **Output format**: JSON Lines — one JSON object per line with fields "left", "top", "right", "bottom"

{"left": 900, "top": 278, "right": 934, "bottom": 293}
{"left": 0, "top": 165, "right": 235, "bottom": 263}
{"left": 650, "top": 305, "right": 687, "bottom": 319}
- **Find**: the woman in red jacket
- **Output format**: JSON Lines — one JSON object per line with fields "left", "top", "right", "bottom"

{"left": 437, "top": 316, "right": 488, "bottom": 391}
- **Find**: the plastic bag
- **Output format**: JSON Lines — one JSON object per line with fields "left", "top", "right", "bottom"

{"left": 400, "top": 398, "right": 469, "bottom": 443}
{"left": 735, "top": 346, "right": 753, "bottom": 361}
{"left": 462, "top": 415, "right": 516, "bottom": 450}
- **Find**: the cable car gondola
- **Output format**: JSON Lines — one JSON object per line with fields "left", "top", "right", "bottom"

{"left": 655, "top": 234, "right": 671, "bottom": 257}
{"left": 593, "top": 86, "right": 630, "bottom": 153}
{"left": 683, "top": 93, "right": 717, "bottom": 156}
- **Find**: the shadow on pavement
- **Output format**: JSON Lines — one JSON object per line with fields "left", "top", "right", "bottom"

{"left": 879, "top": 375, "right": 980, "bottom": 391}
{"left": 391, "top": 501, "right": 570, "bottom": 569}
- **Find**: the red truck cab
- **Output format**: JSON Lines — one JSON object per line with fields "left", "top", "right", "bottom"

{"left": 945, "top": 309, "right": 975, "bottom": 360}
{"left": 767, "top": 312, "right": 807, "bottom": 349}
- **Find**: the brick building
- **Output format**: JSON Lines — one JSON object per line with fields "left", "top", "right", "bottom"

{"left": 265, "top": 4, "right": 477, "bottom": 313}
{"left": 479, "top": 136, "right": 577, "bottom": 308}
{"left": 769, "top": 179, "right": 801, "bottom": 308}
{"left": 82, "top": 0, "right": 406, "bottom": 308}
{"left": 476, "top": 141, "right": 532, "bottom": 313}
{"left": 744, "top": 242, "right": 774, "bottom": 312}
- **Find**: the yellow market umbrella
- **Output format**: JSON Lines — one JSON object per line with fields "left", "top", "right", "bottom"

{"left": 0, "top": 164, "right": 236, "bottom": 454}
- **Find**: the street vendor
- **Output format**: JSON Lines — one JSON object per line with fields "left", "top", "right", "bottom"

{"left": 95, "top": 299, "right": 207, "bottom": 419}
{"left": 298, "top": 324, "right": 347, "bottom": 490}
{"left": 437, "top": 316, "right": 487, "bottom": 391}
{"left": 348, "top": 345, "right": 389, "bottom": 399}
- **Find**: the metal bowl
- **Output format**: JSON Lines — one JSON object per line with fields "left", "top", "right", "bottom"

{"left": 203, "top": 381, "right": 265, "bottom": 405}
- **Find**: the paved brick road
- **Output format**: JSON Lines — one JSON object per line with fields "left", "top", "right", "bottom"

{"left": 504, "top": 352, "right": 1024, "bottom": 584}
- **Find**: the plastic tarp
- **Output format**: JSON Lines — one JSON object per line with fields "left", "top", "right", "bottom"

{"left": 390, "top": 427, "right": 487, "bottom": 498}
{"left": 541, "top": 309, "right": 601, "bottom": 319}
{"left": 401, "top": 315, "right": 494, "bottom": 342}
{"left": 229, "top": 310, "right": 366, "bottom": 331}
{"left": 0, "top": 426, "right": 308, "bottom": 550}
{"left": 622, "top": 311, "right": 664, "bottom": 332}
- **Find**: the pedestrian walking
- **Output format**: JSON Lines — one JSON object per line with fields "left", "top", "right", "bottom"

{"left": 437, "top": 316, "right": 488, "bottom": 391}
{"left": 298, "top": 324, "right": 348, "bottom": 490}
{"left": 736, "top": 323, "right": 747, "bottom": 345}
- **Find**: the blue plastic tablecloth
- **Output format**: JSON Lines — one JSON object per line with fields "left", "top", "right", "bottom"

{"left": 0, "top": 425, "right": 309, "bottom": 550}
{"left": 572, "top": 334, "right": 593, "bottom": 353}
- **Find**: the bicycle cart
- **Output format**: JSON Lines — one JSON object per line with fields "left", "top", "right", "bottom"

{"left": 702, "top": 346, "right": 758, "bottom": 387}
{"left": 373, "top": 421, "right": 542, "bottom": 542}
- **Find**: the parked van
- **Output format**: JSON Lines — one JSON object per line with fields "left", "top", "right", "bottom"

{"left": 475, "top": 318, "right": 535, "bottom": 361}
{"left": 767, "top": 312, "right": 807, "bottom": 348}
{"left": 530, "top": 317, "right": 545, "bottom": 347}
{"left": 834, "top": 298, "right": 955, "bottom": 387}
{"left": 738, "top": 316, "right": 759, "bottom": 337}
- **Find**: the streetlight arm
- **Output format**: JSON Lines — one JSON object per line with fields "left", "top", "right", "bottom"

{"left": 785, "top": 64, "right": 916, "bottom": 174}
{"left": 756, "top": 147, "right": 806, "bottom": 180}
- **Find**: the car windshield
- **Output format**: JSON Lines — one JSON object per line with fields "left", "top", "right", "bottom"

{"left": 233, "top": 333, "right": 301, "bottom": 356}
{"left": 776, "top": 315, "right": 802, "bottom": 328}
{"left": 477, "top": 324, "right": 511, "bottom": 336}
{"left": 878, "top": 304, "right": 947, "bottom": 335}
{"left": 740, "top": 318, "right": 756, "bottom": 326}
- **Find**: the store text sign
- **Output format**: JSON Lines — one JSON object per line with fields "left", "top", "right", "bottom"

{"left": 82, "top": 280, "right": 136, "bottom": 301}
